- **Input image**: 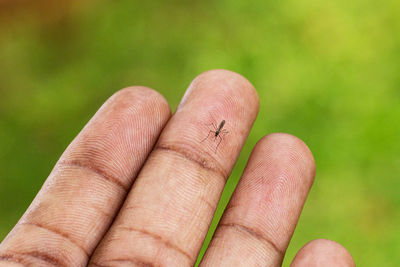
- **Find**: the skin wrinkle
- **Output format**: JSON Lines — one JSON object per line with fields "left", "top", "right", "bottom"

{"left": 18, "top": 166, "right": 125, "bottom": 255}
{"left": 88, "top": 202, "right": 114, "bottom": 220}
{"left": 0, "top": 251, "right": 66, "bottom": 267}
{"left": 117, "top": 226, "right": 193, "bottom": 263}
{"left": 154, "top": 142, "right": 228, "bottom": 181}
{"left": 56, "top": 160, "right": 129, "bottom": 193}
{"left": 220, "top": 203, "right": 240, "bottom": 215}
{"left": 0, "top": 254, "right": 26, "bottom": 266}
{"left": 96, "top": 258, "right": 158, "bottom": 267}
{"left": 120, "top": 196, "right": 213, "bottom": 228}
{"left": 90, "top": 263, "right": 109, "bottom": 267}
{"left": 198, "top": 195, "right": 217, "bottom": 212}
{"left": 19, "top": 222, "right": 90, "bottom": 258}
{"left": 218, "top": 223, "right": 284, "bottom": 257}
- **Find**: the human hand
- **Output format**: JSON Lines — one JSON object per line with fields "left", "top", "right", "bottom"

{"left": 0, "top": 70, "right": 355, "bottom": 266}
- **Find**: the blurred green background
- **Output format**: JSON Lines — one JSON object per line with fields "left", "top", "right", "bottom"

{"left": 1, "top": 0, "right": 400, "bottom": 265}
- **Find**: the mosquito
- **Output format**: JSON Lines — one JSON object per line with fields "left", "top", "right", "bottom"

{"left": 201, "top": 120, "right": 229, "bottom": 153}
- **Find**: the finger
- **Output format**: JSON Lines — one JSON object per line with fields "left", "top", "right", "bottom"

{"left": 90, "top": 69, "right": 259, "bottom": 266}
{"left": 290, "top": 239, "right": 355, "bottom": 267}
{"left": 0, "top": 87, "right": 170, "bottom": 266}
{"left": 200, "top": 133, "right": 315, "bottom": 266}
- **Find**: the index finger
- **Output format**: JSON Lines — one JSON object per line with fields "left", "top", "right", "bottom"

{"left": 0, "top": 87, "right": 171, "bottom": 266}
{"left": 90, "top": 69, "right": 259, "bottom": 266}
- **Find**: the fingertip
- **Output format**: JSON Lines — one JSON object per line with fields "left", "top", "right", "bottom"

{"left": 197, "top": 69, "right": 259, "bottom": 103}
{"left": 181, "top": 69, "right": 259, "bottom": 118}
{"left": 252, "top": 133, "right": 316, "bottom": 187}
{"left": 111, "top": 86, "right": 171, "bottom": 117}
{"left": 291, "top": 239, "right": 355, "bottom": 267}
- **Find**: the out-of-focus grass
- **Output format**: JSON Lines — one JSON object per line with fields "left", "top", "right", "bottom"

{"left": 1, "top": 0, "right": 400, "bottom": 265}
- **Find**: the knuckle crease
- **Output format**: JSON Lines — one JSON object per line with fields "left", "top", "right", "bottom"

{"left": 219, "top": 222, "right": 284, "bottom": 257}
{"left": 57, "top": 160, "right": 129, "bottom": 193}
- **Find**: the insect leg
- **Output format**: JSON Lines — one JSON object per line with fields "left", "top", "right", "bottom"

{"left": 215, "top": 135, "right": 223, "bottom": 153}
{"left": 218, "top": 130, "right": 229, "bottom": 140}
{"left": 201, "top": 130, "right": 214, "bottom": 142}
{"left": 205, "top": 122, "right": 218, "bottom": 131}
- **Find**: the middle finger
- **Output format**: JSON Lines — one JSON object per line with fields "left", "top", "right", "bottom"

{"left": 90, "top": 70, "right": 259, "bottom": 266}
